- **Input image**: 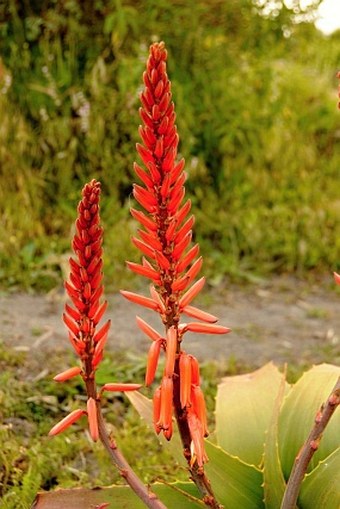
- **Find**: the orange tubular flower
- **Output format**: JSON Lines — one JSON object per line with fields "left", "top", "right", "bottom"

{"left": 122, "top": 41, "right": 231, "bottom": 469}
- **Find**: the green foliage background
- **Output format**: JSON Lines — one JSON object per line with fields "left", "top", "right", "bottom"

{"left": 0, "top": 0, "right": 339, "bottom": 289}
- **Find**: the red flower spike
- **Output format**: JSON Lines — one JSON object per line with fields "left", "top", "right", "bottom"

{"left": 54, "top": 366, "right": 82, "bottom": 382}
{"left": 179, "top": 353, "right": 192, "bottom": 409}
{"left": 87, "top": 397, "right": 99, "bottom": 442}
{"left": 165, "top": 326, "right": 177, "bottom": 377}
{"left": 136, "top": 316, "right": 162, "bottom": 342}
{"left": 145, "top": 338, "right": 163, "bottom": 386}
{"left": 125, "top": 43, "right": 231, "bottom": 481}
{"left": 101, "top": 383, "right": 142, "bottom": 392}
{"left": 49, "top": 409, "right": 85, "bottom": 436}
{"left": 334, "top": 272, "right": 340, "bottom": 285}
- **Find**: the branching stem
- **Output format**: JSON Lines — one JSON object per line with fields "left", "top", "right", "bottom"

{"left": 280, "top": 376, "right": 340, "bottom": 509}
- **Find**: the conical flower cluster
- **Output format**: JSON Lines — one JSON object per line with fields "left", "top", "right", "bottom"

{"left": 50, "top": 179, "right": 140, "bottom": 440}
{"left": 122, "top": 42, "right": 230, "bottom": 466}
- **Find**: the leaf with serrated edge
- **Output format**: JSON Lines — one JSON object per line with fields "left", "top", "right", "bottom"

{"left": 216, "top": 362, "right": 285, "bottom": 467}
{"left": 31, "top": 483, "right": 203, "bottom": 509}
{"left": 299, "top": 447, "right": 340, "bottom": 509}
{"left": 127, "top": 390, "right": 185, "bottom": 466}
{"left": 263, "top": 369, "right": 289, "bottom": 508}
{"left": 205, "top": 441, "right": 264, "bottom": 509}
{"left": 278, "top": 364, "right": 340, "bottom": 479}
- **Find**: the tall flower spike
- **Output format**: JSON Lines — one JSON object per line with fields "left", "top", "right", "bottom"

{"left": 123, "top": 41, "right": 229, "bottom": 508}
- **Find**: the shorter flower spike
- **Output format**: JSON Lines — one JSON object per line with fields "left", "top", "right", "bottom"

{"left": 101, "top": 383, "right": 142, "bottom": 393}
{"left": 87, "top": 397, "right": 99, "bottom": 442}
{"left": 54, "top": 366, "right": 82, "bottom": 382}
{"left": 48, "top": 409, "right": 85, "bottom": 436}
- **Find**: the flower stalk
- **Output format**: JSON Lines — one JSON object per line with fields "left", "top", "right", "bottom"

{"left": 280, "top": 273, "right": 340, "bottom": 509}
{"left": 49, "top": 179, "right": 167, "bottom": 509}
{"left": 123, "top": 41, "right": 230, "bottom": 508}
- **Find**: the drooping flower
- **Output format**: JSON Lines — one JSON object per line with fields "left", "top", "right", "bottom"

{"left": 122, "top": 42, "right": 231, "bottom": 466}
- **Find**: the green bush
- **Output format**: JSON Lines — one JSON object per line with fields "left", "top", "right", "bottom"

{"left": 0, "top": 0, "right": 339, "bottom": 289}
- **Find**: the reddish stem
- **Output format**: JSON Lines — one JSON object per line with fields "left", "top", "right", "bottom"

{"left": 280, "top": 376, "right": 340, "bottom": 509}
{"left": 85, "top": 378, "right": 168, "bottom": 509}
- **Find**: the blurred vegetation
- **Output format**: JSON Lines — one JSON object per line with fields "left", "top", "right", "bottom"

{"left": 0, "top": 0, "right": 339, "bottom": 290}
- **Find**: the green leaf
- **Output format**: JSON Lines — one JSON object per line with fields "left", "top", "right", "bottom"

{"left": 263, "top": 370, "right": 287, "bottom": 508}
{"left": 32, "top": 482, "right": 203, "bottom": 509}
{"left": 128, "top": 391, "right": 265, "bottom": 508}
{"left": 205, "top": 441, "right": 264, "bottom": 509}
{"left": 299, "top": 448, "right": 340, "bottom": 509}
{"left": 216, "top": 362, "right": 287, "bottom": 466}
{"left": 278, "top": 364, "right": 340, "bottom": 478}
{"left": 127, "top": 391, "right": 185, "bottom": 466}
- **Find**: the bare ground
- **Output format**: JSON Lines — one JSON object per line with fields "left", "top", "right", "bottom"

{"left": 0, "top": 275, "right": 339, "bottom": 370}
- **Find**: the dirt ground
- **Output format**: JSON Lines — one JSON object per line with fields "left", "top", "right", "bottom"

{"left": 0, "top": 275, "right": 339, "bottom": 369}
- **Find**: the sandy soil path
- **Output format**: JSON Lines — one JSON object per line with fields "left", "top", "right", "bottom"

{"left": 0, "top": 276, "right": 339, "bottom": 368}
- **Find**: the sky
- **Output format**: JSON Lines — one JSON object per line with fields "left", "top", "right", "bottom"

{"left": 315, "top": 0, "right": 340, "bottom": 34}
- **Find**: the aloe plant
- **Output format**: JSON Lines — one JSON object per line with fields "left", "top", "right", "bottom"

{"left": 128, "top": 362, "right": 340, "bottom": 509}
